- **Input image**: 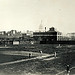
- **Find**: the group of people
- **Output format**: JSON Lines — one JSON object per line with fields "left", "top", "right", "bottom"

{"left": 28, "top": 50, "right": 70, "bottom": 74}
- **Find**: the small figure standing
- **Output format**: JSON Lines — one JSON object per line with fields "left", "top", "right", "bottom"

{"left": 54, "top": 52, "right": 56, "bottom": 58}
{"left": 66, "top": 65, "right": 70, "bottom": 73}
{"left": 29, "top": 53, "right": 31, "bottom": 58}
{"left": 40, "top": 51, "right": 42, "bottom": 54}
{"left": 39, "top": 50, "right": 42, "bottom": 56}
{"left": 5, "top": 44, "right": 7, "bottom": 47}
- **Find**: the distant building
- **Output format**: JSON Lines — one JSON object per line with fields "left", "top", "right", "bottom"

{"left": 33, "top": 27, "right": 57, "bottom": 43}
{"left": 67, "top": 33, "right": 75, "bottom": 40}
{"left": 7, "top": 30, "right": 22, "bottom": 38}
{"left": 13, "top": 41, "right": 20, "bottom": 45}
{"left": 26, "top": 30, "right": 33, "bottom": 37}
{"left": 39, "top": 20, "right": 43, "bottom": 32}
{"left": 57, "top": 31, "right": 62, "bottom": 41}
{"left": 0, "top": 30, "right": 22, "bottom": 45}
{"left": 0, "top": 31, "right": 6, "bottom": 35}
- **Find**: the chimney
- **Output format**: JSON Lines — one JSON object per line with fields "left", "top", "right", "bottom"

{"left": 45, "top": 27, "right": 46, "bottom": 32}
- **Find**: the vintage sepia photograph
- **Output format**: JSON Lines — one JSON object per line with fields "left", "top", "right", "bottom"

{"left": 0, "top": 0, "right": 75, "bottom": 75}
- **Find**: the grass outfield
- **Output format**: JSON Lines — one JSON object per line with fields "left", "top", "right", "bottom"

{"left": 0, "top": 54, "right": 34, "bottom": 64}
{"left": 0, "top": 53, "right": 75, "bottom": 75}
{"left": 0, "top": 44, "right": 75, "bottom": 75}
{"left": 0, "top": 44, "right": 75, "bottom": 53}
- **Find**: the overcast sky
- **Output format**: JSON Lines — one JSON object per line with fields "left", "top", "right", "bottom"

{"left": 0, "top": 0, "right": 75, "bottom": 33}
